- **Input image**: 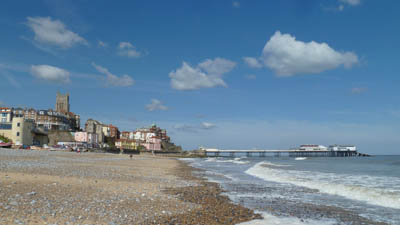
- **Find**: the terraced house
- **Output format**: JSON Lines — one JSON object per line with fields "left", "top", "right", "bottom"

{"left": 0, "top": 107, "right": 48, "bottom": 146}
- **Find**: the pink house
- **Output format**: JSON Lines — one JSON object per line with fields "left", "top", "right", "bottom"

{"left": 143, "top": 137, "right": 162, "bottom": 151}
{"left": 74, "top": 132, "right": 98, "bottom": 144}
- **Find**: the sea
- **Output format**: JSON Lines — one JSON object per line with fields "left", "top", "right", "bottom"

{"left": 181, "top": 155, "right": 400, "bottom": 225}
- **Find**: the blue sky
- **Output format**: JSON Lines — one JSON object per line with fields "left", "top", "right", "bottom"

{"left": 0, "top": 0, "right": 399, "bottom": 154}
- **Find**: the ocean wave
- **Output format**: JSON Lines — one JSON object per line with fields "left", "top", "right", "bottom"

{"left": 238, "top": 212, "right": 337, "bottom": 225}
{"left": 246, "top": 162, "right": 400, "bottom": 209}
{"left": 260, "top": 161, "right": 291, "bottom": 167}
{"left": 205, "top": 157, "right": 250, "bottom": 164}
{"left": 233, "top": 160, "right": 250, "bottom": 164}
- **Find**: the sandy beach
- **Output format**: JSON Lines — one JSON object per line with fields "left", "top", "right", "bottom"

{"left": 0, "top": 149, "right": 260, "bottom": 224}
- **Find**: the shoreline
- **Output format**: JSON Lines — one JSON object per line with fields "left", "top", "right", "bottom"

{"left": 0, "top": 148, "right": 261, "bottom": 224}
{"left": 145, "top": 159, "right": 262, "bottom": 224}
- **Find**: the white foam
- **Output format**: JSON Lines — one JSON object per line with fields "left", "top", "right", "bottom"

{"left": 204, "top": 170, "right": 239, "bottom": 182}
{"left": 295, "top": 157, "right": 307, "bottom": 160}
{"left": 246, "top": 162, "right": 400, "bottom": 209}
{"left": 179, "top": 158, "right": 195, "bottom": 161}
{"left": 260, "top": 162, "right": 291, "bottom": 167}
{"left": 205, "top": 158, "right": 217, "bottom": 162}
{"left": 205, "top": 157, "right": 250, "bottom": 164}
{"left": 238, "top": 212, "right": 337, "bottom": 225}
{"left": 233, "top": 160, "right": 250, "bottom": 164}
{"left": 224, "top": 174, "right": 240, "bottom": 182}
{"left": 225, "top": 192, "right": 287, "bottom": 201}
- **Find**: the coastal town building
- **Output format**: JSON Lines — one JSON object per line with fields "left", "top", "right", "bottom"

{"left": 11, "top": 108, "right": 79, "bottom": 131}
{"left": 0, "top": 107, "right": 12, "bottom": 123}
{"left": 0, "top": 93, "right": 180, "bottom": 151}
{"left": 120, "top": 131, "right": 130, "bottom": 140}
{"left": 0, "top": 112, "right": 48, "bottom": 146}
{"left": 36, "top": 109, "right": 71, "bottom": 131}
{"left": 143, "top": 136, "right": 162, "bottom": 151}
{"left": 74, "top": 131, "right": 99, "bottom": 145}
{"left": 8, "top": 93, "right": 80, "bottom": 132}
{"left": 102, "top": 126, "right": 111, "bottom": 137}
{"left": 133, "top": 124, "right": 170, "bottom": 142}
{"left": 115, "top": 139, "right": 137, "bottom": 150}
{"left": 102, "top": 124, "right": 120, "bottom": 139}
{"left": 55, "top": 92, "right": 80, "bottom": 131}
{"left": 0, "top": 117, "right": 34, "bottom": 146}
{"left": 55, "top": 92, "right": 70, "bottom": 114}
{"left": 85, "top": 119, "right": 104, "bottom": 144}
{"left": 118, "top": 124, "right": 174, "bottom": 151}
{"left": 109, "top": 124, "right": 120, "bottom": 139}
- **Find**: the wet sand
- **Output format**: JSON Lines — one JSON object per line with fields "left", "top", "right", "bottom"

{"left": 0, "top": 149, "right": 260, "bottom": 224}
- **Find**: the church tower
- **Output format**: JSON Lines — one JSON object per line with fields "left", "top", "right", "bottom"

{"left": 55, "top": 92, "right": 70, "bottom": 113}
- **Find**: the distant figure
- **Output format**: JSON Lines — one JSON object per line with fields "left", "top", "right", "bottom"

{"left": 77, "top": 148, "right": 81, "bottom": 154}
{"left": 130, "top": 154, "right": 133, "bottom": 159}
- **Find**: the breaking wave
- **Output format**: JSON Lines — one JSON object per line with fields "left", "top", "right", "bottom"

{"left": 245, "top": 162, "right": 400, "bottom": 209}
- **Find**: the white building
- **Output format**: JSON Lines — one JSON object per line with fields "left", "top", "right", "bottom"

{"left": 134, "top": 131, "right": 156, "bottom": 141}
{"left": 328, "top": 145, "right": 356, "bottom": 151}
{"left": 299, "top": 145, "right": 328, "bottom": 151}
{"left": 0, "top": 107, "right": 12, "bottom": 123}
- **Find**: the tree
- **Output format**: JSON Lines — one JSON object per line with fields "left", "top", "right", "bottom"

{"left": 0, "top": 135, "right": 11, "bottom": 143}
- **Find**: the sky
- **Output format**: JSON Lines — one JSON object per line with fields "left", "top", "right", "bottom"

{"left": 0, "top": 0, "right": 399, "bottom": 154}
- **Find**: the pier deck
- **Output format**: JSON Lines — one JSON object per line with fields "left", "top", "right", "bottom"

{"left": 204, "top": 149, "right": 365, "bottom": 157}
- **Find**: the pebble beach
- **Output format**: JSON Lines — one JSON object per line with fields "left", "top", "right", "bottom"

{"left": 0, "top": 149, "right": 260, "bottom": 224}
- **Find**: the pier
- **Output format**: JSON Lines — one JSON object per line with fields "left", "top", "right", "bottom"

{"left": 204, "top": 149, "right": 368, "bottom": 157}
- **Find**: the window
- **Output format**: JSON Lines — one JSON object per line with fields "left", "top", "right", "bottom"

{"left": 1, "top": 113, "right": 6, "bottom": 117}
{"left": 16, "top": 132, "right": 20, "bottom": 136}
{"left": 0, "top": 124, "right": 11, "bottom": 129}
{"left": 17, "top": 122, "right": 20, "bottom": 127}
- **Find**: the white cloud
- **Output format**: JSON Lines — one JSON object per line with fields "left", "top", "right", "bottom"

{"left": 243, "top": 57, "right": 262, "bottom": 68}
{"left": 169, "top": 57, "right": 236, "bottom": 90}
{"left": 335, "top": 0, "right": 360, "bottom": 11}
{"left": 145, "top": 99, "right": 168, "bottom": 111}
{"left": 30, "top": 65, "right": 70, "bottom": 84}
{"left": 233, "top": 1, "right": 240, "bottom": 8}
{"left": 339, "top": 0, "right": 361, "bottom": 6}
{"left": 117, "top": 41, "right": 141, "bottom": 58}
{"left": 98, "top": 40, "right": 108, "bottom": 48}
{"left": 247, "top": 31, "right": 358, "bottom": 76}
{"left": 198, "top": 58, "right": 236, "bottom": 75}
{"left": 26, "top": 16, "right": 87, "bottom": 49}
{"left": 201, "top": 122, "right": 216, "bottom": 129}
{"left": 351, "top": 87, "right": 367, "bottom": 94}
{"left": 173, "top": 122, "right": 216, "bottom": 133}
{"left": 92, "top": 63, "right": 134, "bottom": 87}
